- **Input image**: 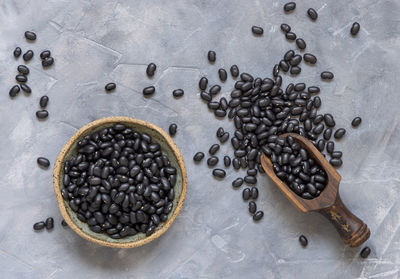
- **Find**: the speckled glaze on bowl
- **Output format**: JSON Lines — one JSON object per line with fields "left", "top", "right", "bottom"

{"left": 53, "top": 117, "right": 187, "bottom": 248}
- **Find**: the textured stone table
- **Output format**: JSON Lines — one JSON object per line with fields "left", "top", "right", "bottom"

{"left": 0, "top": 0, "right": 399, "bottom": 278}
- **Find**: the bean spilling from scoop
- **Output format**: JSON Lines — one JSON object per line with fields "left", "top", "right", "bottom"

{"left": 61, "top": 123, "right": 177, "bottom": 238}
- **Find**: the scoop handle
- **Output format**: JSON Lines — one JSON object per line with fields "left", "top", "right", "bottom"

{"left": 319, "top": 194, "right": 370, "bottom": 247}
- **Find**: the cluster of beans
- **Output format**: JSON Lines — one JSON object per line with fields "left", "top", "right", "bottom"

{"left": 9, "top": 31, "right": 54, "bottom": 120}
{"left": 263, "top": 135, "right": 327, "bottom": 199}
{"left": 60, "top": 123, "right": 177, "bottom": 239}
{"left": 33, "top": 217, "right": 54, "bottom": 231}
{"left": 193, "top": 2, "right": 363, "bottom": 222}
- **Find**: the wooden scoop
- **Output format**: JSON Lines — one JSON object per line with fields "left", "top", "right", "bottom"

{"left": 260, "top": 133, "right": 370, "bottom": 247}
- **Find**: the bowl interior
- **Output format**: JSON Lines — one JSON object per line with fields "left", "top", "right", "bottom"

{"left": 55, "top": 117, "right": 185, "bottom": 246}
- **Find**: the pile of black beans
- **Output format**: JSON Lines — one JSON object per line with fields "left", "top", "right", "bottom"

{"left": 263, "top": 135, "right": 327, "bottom": 199}
{"left": 195, "top": 2, "right": 363, "bottom": 219}
{"left": 61, "top": 123, "right": 177, "bottom": 239}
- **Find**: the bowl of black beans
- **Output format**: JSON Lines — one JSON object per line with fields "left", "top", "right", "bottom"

{"left": 53, "top": 116, "right": 187, "bottom": 248}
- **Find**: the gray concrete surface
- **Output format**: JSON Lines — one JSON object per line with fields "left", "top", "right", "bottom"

{"left": 0, "top": 0, "right": 399, "bottom": 278}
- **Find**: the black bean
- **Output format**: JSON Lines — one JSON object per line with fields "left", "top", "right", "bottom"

{"left": 209, "top": 144, "right": 220, "bottom": 155}
{"left": 242, "top": 188, "right": 251, "bottom": 200}
{"left": 208, "top": 102, "right": 220, "bottom": 110}
{"left": 21, "top": 84, "right": 32, "bottom": 94}
{"left": 331, "top": 151, "right": 342, "bottom": 159}
{"left": 105, "top": 82, "right": 116, "bottom": 91}
{"left": 207, "top": 156, "right": 219, "bottom": 167}
{"left": 146, "top": 63, "right": 157, "bottom": 77}
{"left": 216, "top": 127, "right": 225, "bottom": 138}
{"left": 283, "top": 2, "right": 296, "bottom": 12}
{"left": 321, "top": 71, "right": 334, "bottom": 80}
{"left": 230, "top": 65, "right": 239, "bottom": 78}
{"left": 17, "top": 65, "right": 29, "bottom": 75}
{"left": 210, "top": 85, "right": 221, "bottom": 96}
{"left": 45, "top": 217, "right": 54, "bottom": 230}
{"left": 290, "top": 66, "right": 301, "bottom": 75}
{"left": 323, "top": 128, "right": 332, "bottom": 140}
{"left": 252, "top": 26, "right": 264, "bottom": 35}
{"left": 351, "top": 22, "right": 360, "bottom": 36}
{"left": 9, "top": 85, "right": 20, "bottom": 98}
{"left": 303, "top": 53, "right": 317, "bottom": 64}
{"left": 326, "top": 141, "right": 334, "bottom": 153}
{"left": 13, "top": 47, "right": 22, "bottom": 58}
{"left": 307, "top": 8, "right": 318, "bottom": 20}
{"left": 218, "top": 68, "right": 227, "bottom": 82}
{"left": 296, "top": 38, "right": 306, "bottom": 50}
{"left": 290, "top": 55, "right": 302, "bottom": 66}
{"left": 220, "top": 132, "right": 229, "bottom": 143}
{"left": 307, "top": 86, "right": 320, "bottom": 94}
{"left": 61, "top": 220, "right": 68, "bottom": 227}
{"left": 37, "top": 157, "right": 50, "bottom": 168}
{"left": 172, "top": 89, "right": 184, "bottom": 97}
{"left": 334, "top": 128, "right": 346, "bottom": 139}
{"left": 232, "top": 178, "right": 243, "bottom": 188}
{"left": 36, "top": 110, "right": 49, "bottom": 119}
{"left": 143, "top": 86, "right": 155, "bottom": 96}
{"left": 313, "top": 123, "right": 324, "bottom": 134}
{"left": 200, "top": 91, "right": 212, "bottom": 102}
{"left": 40, "top": 96, "right": 49, "bottom": 108}
{"left": 324, "top": 114, "right": 335, "bottom": 127}
{"left": 279, "top": 60, "right": 289, "bottom": 72}
{"left": 351, "top": 117, "right": 362, "bottom": 127}
{"left": 193, "top": 152, "right": 205, "bottom": 162}
{"left": 40, "top": 50, "right": 51, "bottom": 59}
{"left": 220, "top": 98, "right": 228, "bottom": 110}
{"left": 313, "top": 96, "right": 321, "bottom": 108}
{"left": 286, "top": 32, "right": 297, "bottom": 40}
{"left": 208, "top": 51, "right": 216, "bottom": 62}
{"left": 253, "top": 211, "right": 263, "bottom": 221}
{"left": 214, "top": 108, "right": 226, "bottom": 118}
{"left": 224, "top": 156, "right": 231, "bottom": 167}
{"left": 316, "top": 139, "right": 325, "bottom": 152}
{"left": 360, "top": 246, "right": 371, "bottom": 258}
{"left": 33, "top": 221, "right": 45, "bottom": 230}
{"left": 199, "top": 77, "right": 208, "bottom": 90}
{"left": 251, "top": 187, "right": 258, "bottom": 199}
{"left": 248, "top": 201, "right": 257, "bottom": 214}
{"left": 24, "top": 31, "right": 36, "bottom": 40}
{"left": 280, "top": 23, "right": 291, "bottom": 33}
{"left": 16, "top": 74, "right": 27, "bottom": 83}
{"left": 284, "top": 50, "right": 295, "bottom": 61}
{"left": 244, "top": 176, "right": 257, "bottom": 185}
{"left": 299, "top": 235, "right": 308, "bottom": 247}
{"left": 169, "top": 123, "right": 177, "bottom": 136}
{"left": 329, "top": 158, "right": 342, "bottom": 167}
{"left": 294, "top": 83, "right": 306, "bottom": 92}
{"left": 211, "top": 168, "right": 228, "bottom": 181}
{"left": 42, "top": 57, "right": 54, "bottom": 67}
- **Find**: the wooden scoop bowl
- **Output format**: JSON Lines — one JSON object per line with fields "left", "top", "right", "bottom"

{"left": 260, "top": 133, "right": 370, "bottom": 247}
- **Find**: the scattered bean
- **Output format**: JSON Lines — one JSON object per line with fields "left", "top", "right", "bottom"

{"left": 351, "top": 22, "right": 360, "bottom": 36}
{"left": 307, "top": 8, "right": 318, "bottom": 20}
{"left": 146, "top": 63, "right": 157, "bottom": 77}
{"left": 252, "top": 26, "right": 264, "bottom": 35}
{"left": 299, "top": 235, "right": 308, "bottom": 247}
{"left": 105, "top": 82, "right": 116, "bottom": 91}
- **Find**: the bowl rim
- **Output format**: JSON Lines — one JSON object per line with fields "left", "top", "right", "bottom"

{"left": 53, "top": 116, "right": 187, "bottom": 248}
